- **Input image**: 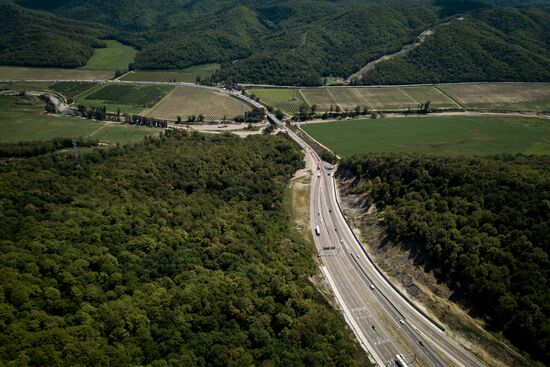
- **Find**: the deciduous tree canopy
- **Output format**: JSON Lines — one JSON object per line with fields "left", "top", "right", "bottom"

{"left": 0, "top": 132, "right": 369, "bottom": 366}
{"left": 338, "top": 153, "right": 550, "bottom": 364}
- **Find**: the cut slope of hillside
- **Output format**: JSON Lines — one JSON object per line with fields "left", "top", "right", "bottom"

{"left": 359, "top": 7, "right": 550, "bottom": 84}
{"left": 0, "top": 0, "right": 108, "bottom": 68}
{"left": 338, "top": 154, "right": 550, "bottom": 364}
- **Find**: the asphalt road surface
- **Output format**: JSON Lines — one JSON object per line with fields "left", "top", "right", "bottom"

{"left": 3, "top": 78, "right": 488, "bottom": 366}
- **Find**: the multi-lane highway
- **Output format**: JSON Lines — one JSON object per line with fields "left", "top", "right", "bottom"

{"left": 3, "top": 78, "right": 487, "bottom": 366}
{"left": 256, "top": 108, "right": 486, "bottom": 366}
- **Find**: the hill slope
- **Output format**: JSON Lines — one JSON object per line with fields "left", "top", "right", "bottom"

{"left": 358, "top": 7, "right": 550, "bottom": 84}
{"left": 0, "top": 0, "right": 108, "bottom": 68}
{"left": 6, "top": 0, "right": 550, "bottom": 84}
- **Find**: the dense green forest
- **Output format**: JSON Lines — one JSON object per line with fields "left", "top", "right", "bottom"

{"left": 359, "top": 7, "right": 550, "bottom": 84}
{"left": 338, "top": 154, "right": 550, "bottom": 364}
{"left": 5, "top": 0, "right": 550, "bottom": 84}
{"left": 0, "top": 0, "right": 108, "bottom": 68}
{"left": 0, "top": 132, "right": 369, "bottom": 366}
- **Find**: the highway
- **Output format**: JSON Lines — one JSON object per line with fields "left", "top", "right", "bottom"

{"left": 249, "top": 104, "right": 487, "bottom": 366}
{"left": 3, "top": 78, "right": 487, "bottom": 366}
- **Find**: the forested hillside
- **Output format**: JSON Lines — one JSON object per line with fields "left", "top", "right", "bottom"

{"left": 338, "top": 154, "right": 550, "bottom": 364}
{"left": 5, "top": 0, "right": 550, "bottom": 83}
{"left": 0, "top": 0, "right": 108, "bottom": 68}
{"left": 0, "top": 132, "right": 369, "bottom": 366}
{"left": 359, "top": 7, "right": 550, "bottom": 84}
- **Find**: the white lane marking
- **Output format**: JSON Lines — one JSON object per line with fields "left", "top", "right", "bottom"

{"left": 321, "top": 265, "right": 384, "bottom": 366}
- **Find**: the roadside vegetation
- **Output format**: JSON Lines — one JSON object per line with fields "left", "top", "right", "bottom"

{"left": 0, "top": 132, "right": 370, "bottom": 366}
{"left": 337, "top": 154, "right": 550, "bottom": 364}
{"left": 302, "top": 116, "right": 550, "bottom": 157}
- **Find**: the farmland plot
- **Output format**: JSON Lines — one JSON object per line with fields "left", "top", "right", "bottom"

{"left": 49, "top": 82, "right": 97, "bottom": 98}
{"left": 0, "top": 66, "right": 113, "bottom": 81}
{"left": 121, "top": 64, "right": 220, "bottom": 83}
{"left": 439, "top": 83, "right": 550, "bottom": 111}
{"left": 248, "top": 88, "right": 307, "bottom": 114}
{"left": 77, "top": 84, "right": 173, "bottom": 113}
{"left": 299, "top": 88, "right": 337, "bottom": 111}
{"left": 144, "top": 86, "right": 251, "bottom": 121}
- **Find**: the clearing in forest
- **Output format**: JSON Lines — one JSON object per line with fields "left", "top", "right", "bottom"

{"left": 144, "top": 86, "right": 251, "bottom": 121}
{"left": 83, "top": 40, "right": 137, "bottom": 71}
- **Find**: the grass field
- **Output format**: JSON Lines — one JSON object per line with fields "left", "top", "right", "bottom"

{"left": 301, "top": 116, "right": 550, "bottom": 156}
{"left": 438, "top": 83, "right": 550, "bottom": 111}
{"left": 248, "top": 88, "right": 307, "bottom": 114}
{"left": 83, "top": 41, "right": 137, "bottom": 71}
{"left": 144, "top": 86, "right": 251, "bottom": 121}
{"left": 121, "top": 64, "right": 220, "bottom": 83}
{"left": 0, "top": 95, "right": 157, "bottom": 144}
{"left": 76, "top": 84, "right": 173, "bottom": 114}
{"left": 0, "top": 66, "right": 113, "bottom": 81}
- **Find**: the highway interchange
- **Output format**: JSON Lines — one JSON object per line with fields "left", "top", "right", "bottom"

{"left": 4, "top": 78, "right": 487, "bottom": 366}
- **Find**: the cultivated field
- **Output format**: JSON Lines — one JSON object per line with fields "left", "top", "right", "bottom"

{"left": 76, "top": 84, "right": 173, "bottom": 114}
{"left": 248, "top": 88, "right": 307, "bottom": 114}
{"left": 250, "top": 83, "right": 550, "bottom": 114}
{"left": 302, "top": 116, "right": 550, "bottom": 156}
{"left": 84, "top": 40, "right": 137, "bottom": 71}
{"left": 0, "top": 66, "right": 113, "bottom": 81}
{"left": 0, "top": 95, "right": 156, "bottom": 144}
{"left": 438, "top": 83, "right": 550, "bottom": 112}
{"left": 121, "top": 64, "right": 220, "bottom": 83}
{"left": 300, "top": 86, "right": 459, "bottom": 111}
{"left": 49, "top": 82, "right": 98, "bottom": 99}
{"left": 144, "top": 86, "right": 251, "bottom": 121}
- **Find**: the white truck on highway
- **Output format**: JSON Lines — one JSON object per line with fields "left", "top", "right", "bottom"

{"left": 315, "top": 225, "right": 321, "bottom": 236}
{"left": 395, "top": 354, "right": 409, "bottom": 367}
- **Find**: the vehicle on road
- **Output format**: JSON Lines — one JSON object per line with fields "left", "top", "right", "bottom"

{"left": 395, "top": 354, "right": 409, "bottom": 367}
{"left": 370, "top": 284, "right": 375, "bottom": 290}
{"left": 399, "top": 319, "right": 405, "bottom": 325}
{"left": 315, "top": 225, "right": 321, "bottom": 236}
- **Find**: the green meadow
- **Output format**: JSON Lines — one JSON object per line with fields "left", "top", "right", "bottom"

{"left": 301, "top": 116, "right": 550, "bottom": 157}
